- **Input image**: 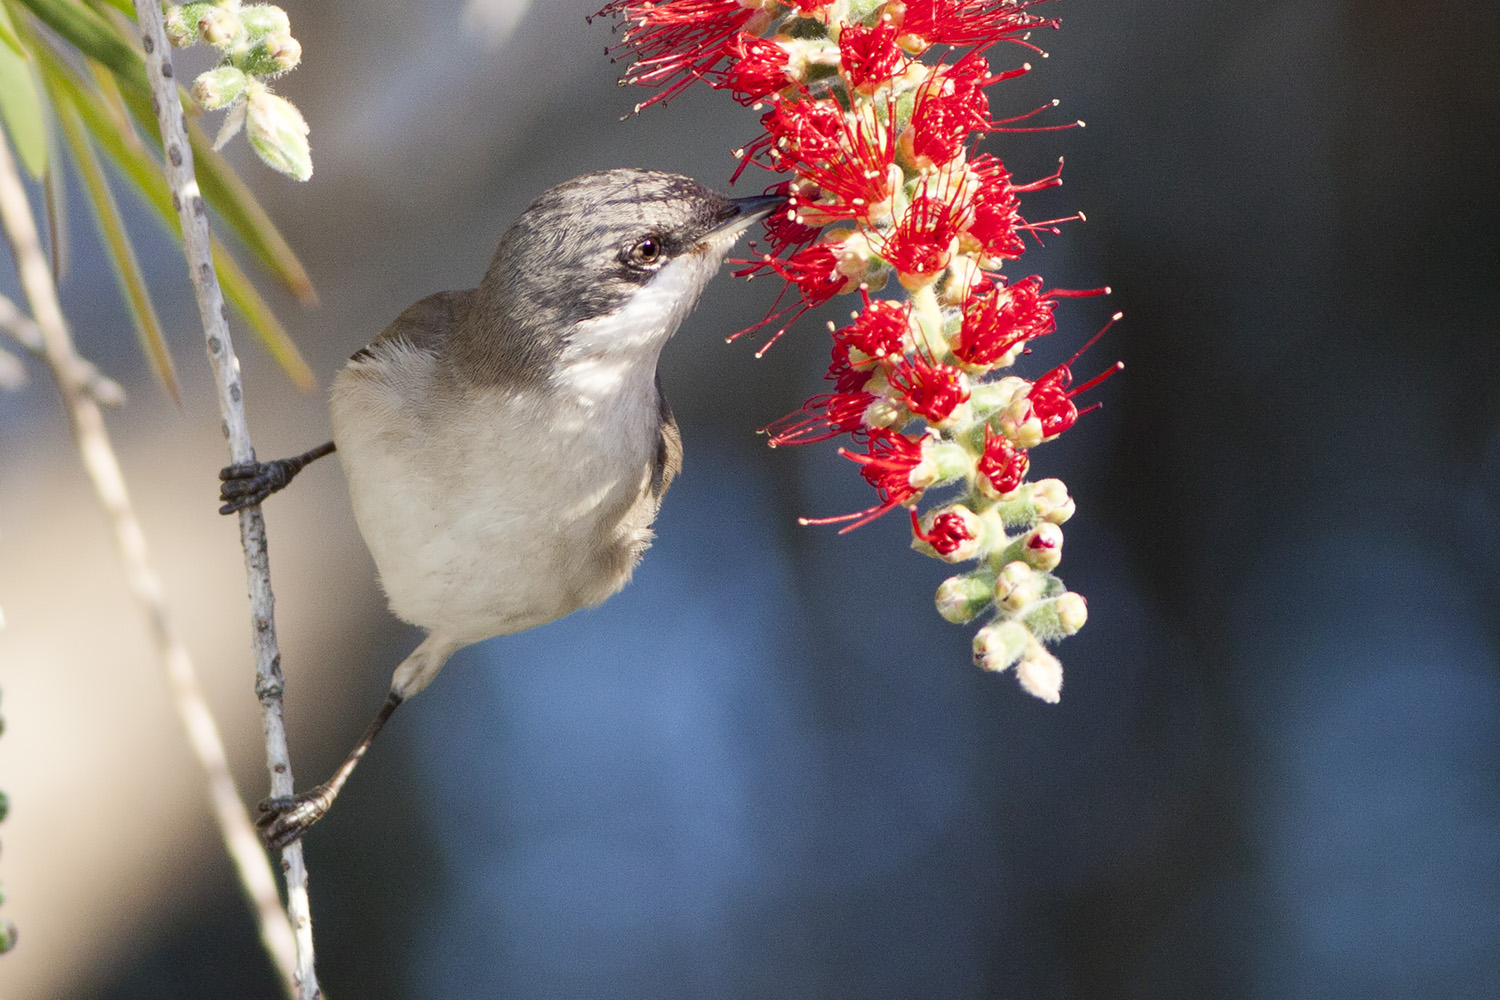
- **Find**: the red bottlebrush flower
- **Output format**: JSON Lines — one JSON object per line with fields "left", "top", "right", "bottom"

{"left": 893, "top": 0, "right": 1058, "bottom": 52}
{"left": 965, "top": 154, "right": 1026, "bottom": 262}
{"left": 976, "top": 426, "right": 1029, "bottom": 497}
{"left": 1025, "top": 368, "right": 1079, "bottom": 439}
{"left": 754, "top": 95, "right": 898, "bottom": 225}
{"left": 762, "top": 96, "right": 846, "bottom": 163}
{"left": 904, "top": 53, "right": 993, "bottom": 166}
{"left": 880, "top": 178, "right": 969, "bottom": 282}
{"left": 913, "top": 505, "right": 982, "bottom": 561}
{"left": 952, "top": 276, "right": 1057, "bottom": 368}
{"left": 833, "top": 291, "right": 910, "bottom": 366}
{"left": 762, "top": 202, "right": 823, "bottom": 257}
{"left": 825, "top": 343, "right": 877, "bottom": 393}
{"left": 847, "top": 429, "right": 932, "bottom": 507}
{"left": 764, "top": 389, "right": 877, "bottom": 447}
{"left": 798, "top": 429, "right": 938, "bottom": 534}
{"left": 765, "top": 242, "right": 852, "bottom": 307}
{"left": 839, "top": 20, "right": 905, "bottom": 92}
{"left": 887, "top": 354, "right": 970, "bottom": 424}
{"left": 597, "top": 0, "right": 768, "bottom": 110}
{"left": 1026, "top": 331, "right": 1124, "bottom": 441}
{"left": 713, "top": 33, "right": 794, "bottom": 104}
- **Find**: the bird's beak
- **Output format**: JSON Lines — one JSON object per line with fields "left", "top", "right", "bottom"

{"left": 705, "top": 192, "right": 788, "bottom": 244}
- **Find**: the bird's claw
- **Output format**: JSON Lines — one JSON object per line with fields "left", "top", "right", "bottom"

{"left": 256, "top": 790, "right": 332, "bottom": 849}
{"left": 218, "top": 459, "right": 294, "bottom": 515}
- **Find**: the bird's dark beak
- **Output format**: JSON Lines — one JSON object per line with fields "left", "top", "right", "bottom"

{"left": 705, "top": 192, "right": 788, "bottom": 243}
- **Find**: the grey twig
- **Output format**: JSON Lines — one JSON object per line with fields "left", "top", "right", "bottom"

{"left": 0, "top": 128, "right": 298, "bottom": 993}
{"left": 0, "top": 291, "right": 125, "bottom": 403}
{"left": 131, "top": 2, "right": 320, "bottom": 996}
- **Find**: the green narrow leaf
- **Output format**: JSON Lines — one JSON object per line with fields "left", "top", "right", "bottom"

{"left": 12, "top": 0, "right": 140, "bottom": 88}
{"left": 84, "top": 0, "right": 134, "bottom": 19}
{"left": 0, "top": 2, "right": 26, "bottom": 57}
{"left": 0, "top": 5, "right": 46, "bottom": 176}
{"left": 36, "top": 43, "right": 315, "bottom": 390}
{"left": 51, "top": 85, "right": 180, "bottom": 401}
{"left": 43, "top": 153, "right": 68, "bottom": 280}
{"left": 212, "top": 235, "right": 315, "bottom": 390}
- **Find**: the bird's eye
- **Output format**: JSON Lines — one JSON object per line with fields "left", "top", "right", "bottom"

{"left": 627, "top": 236, "right": 663, "bottom": 268}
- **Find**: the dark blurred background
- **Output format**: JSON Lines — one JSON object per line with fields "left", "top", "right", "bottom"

{"left": 2, "top": 0, "right": 1498, "bottom": 997}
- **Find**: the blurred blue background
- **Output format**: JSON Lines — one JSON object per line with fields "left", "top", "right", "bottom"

{"left": 1, "top": 0, "right": 1496, "bottom": 997}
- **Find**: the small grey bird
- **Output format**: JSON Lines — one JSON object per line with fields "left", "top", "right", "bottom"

{"left": 219, "top": 169, "right": 782, "bottom": 848}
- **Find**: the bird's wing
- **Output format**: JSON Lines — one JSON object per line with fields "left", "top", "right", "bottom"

{"left": 650, "top": 368, "right": 683, "bottom": 503}
{"left": 349, "top": 289, "right": 474, "bottom": 363}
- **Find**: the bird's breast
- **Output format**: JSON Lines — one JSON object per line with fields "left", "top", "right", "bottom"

{"left": 331, "top": 355, "right": 666, "bottom": 643}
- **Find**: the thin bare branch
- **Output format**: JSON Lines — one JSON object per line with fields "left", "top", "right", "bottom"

{"left": 0, "top": 132, "right": 299, "bottom": 996}
{"left": 0, "top": 342, "right": 24, "bottom": 389}
{"left": 129, "top": 2, "right": 320, "bottom": 996}
{"left": 0, "top": 290, "right": 124, "bottom": 404}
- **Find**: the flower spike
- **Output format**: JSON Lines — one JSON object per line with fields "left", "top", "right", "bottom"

{"left": 601, "top": 0, "right": 1118, "bottom": 699}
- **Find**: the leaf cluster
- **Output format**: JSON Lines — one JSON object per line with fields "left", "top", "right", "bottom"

{"left": 0, "top": 0, "right": 315, "bottom": 396}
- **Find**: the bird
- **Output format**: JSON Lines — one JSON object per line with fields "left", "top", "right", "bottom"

{"left": 217, "top": 168, "right": 783, "bottom": 848}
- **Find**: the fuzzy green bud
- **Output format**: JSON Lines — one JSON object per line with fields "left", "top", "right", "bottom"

{"left": 192, "top": 66, "right": 249, "bottom": 110}
{"left": 234, "top": 28, "right": 301, "bottom": 75}
{"left": 1001, "top": 521, "right": 1063, "bottom": 572}
{"left": 970, "top": 376, "right": 1028, "bottom": 417}
{"left": 197, "top": 5, "right": 240, "bottom": 47}
{"left": 926, "top": 440, "right": 973, "bottom": 484}
{"left": 935, "top": 571, "right": 994, "bottom": 624}
{"left": 1030, "top": 479, "right": 1075, "bottom": 525}
{"left": 1024, "top": 592, "right": 1088, "bottom": 641}
{"left": 0, "top": 919, "right": 15, "bottom": 953}
{"left": 163, "top": 4, "right": 205, "bottom": 47}
{"left": 246, "top": 89, "right": 311, "bottom": 181}
{"left": 999, "top": 393, "right": 1045, "bottom": 449}
{"left": 0, "top": 789, "right": 8, "bottom": 823}
{"left": 973, "top": 620, "right": 1029, "bottom": 673}
{"left": 862, "top": 396, "right": 903, "bottom": 429}
{"left": 994, "top": 560, "right": 1041, "bottom": 611}
{"left": 237, "top": 4, "right": 291, "bottom": 38}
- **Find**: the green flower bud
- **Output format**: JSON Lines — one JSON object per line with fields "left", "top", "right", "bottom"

{"left": 994, "top": 560, "right": 1040, "bottom": 611}
{"left": 0, "top": 789, "right": 8, "bottom": 823}
{"left": 970, "top": 375, "right": 1028, "bottom": 417}
{"left": 1014, "top": 522, "right": 1063, "bottom": 572}
{"left": 1030, "top": 478, "right": 1075, "bottom": 524}
{"left": 999, "top": 394, "right": 1045, "bottom": 449}
{"left": 197, "top": 5, "right": 240, "bottom": 47}
{"left": 192, "top": 66, "right": 248, "bottom": 110}
{"left": 1024, "top": 592, "right": 1088, "bottom": 641}
{"left": 234, "top": 28, "right": 301, "bottom": 75}
{"left": 935, "top": 571, "right": 994, "bottom": 624}
{"left": 1055, "top": 592, "right": 1088, "bottom": 635}
{"left": 0, "top": 918, "right": 15, "bottom": 954}
{"left": 238, "top": 4, "right": 291, "bottom": 38}
{"left": 246, "top": 89, "right": 312, "bottom": 181}
{"left": 862, "top": 396, "right": 902, "bottom": 429}
{"left": 926, "top": 439, "right": 972, "bottom": 484}
{"left": 163, "top": 5, "right": 202, "bottom": 47}
{"left": 973, "top": 620, "right": 1029, "bottom": 673}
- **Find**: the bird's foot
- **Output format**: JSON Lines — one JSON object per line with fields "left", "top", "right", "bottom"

{"left": 218, "top": 458, "right": 299, "bottom": 514}
{"left": 256, "top": 787, "right": 334, "bottom": 849}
